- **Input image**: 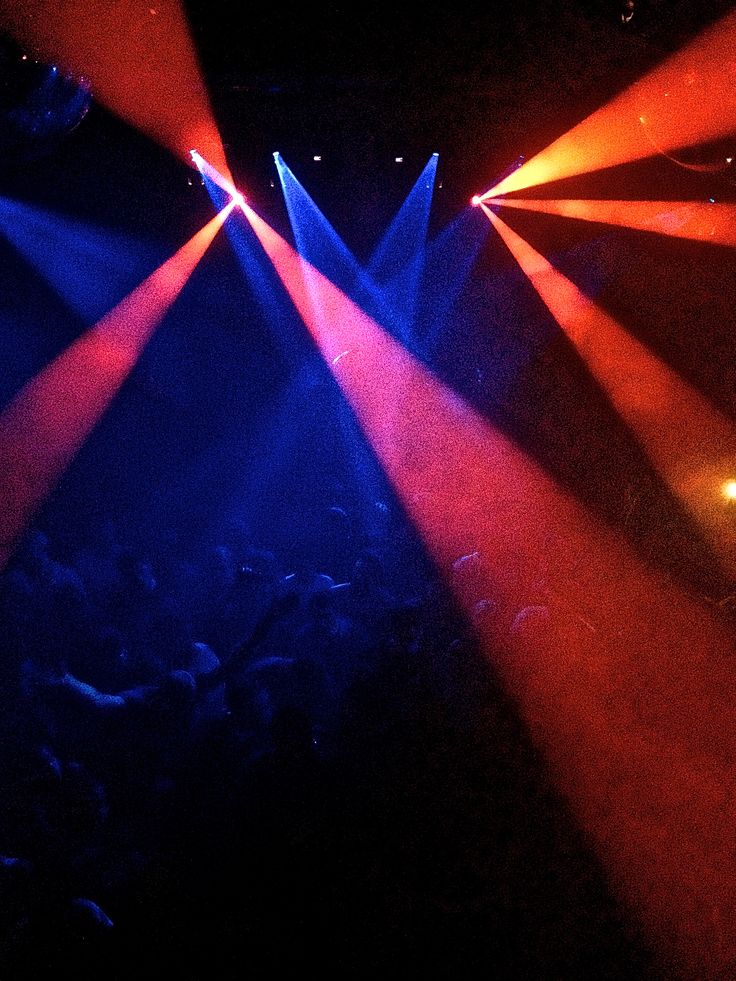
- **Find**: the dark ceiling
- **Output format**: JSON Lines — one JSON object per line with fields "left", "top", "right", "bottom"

{"left": 0, "top": 0, "right": 734, "bottom": 228}
{"left": 184, "top": 0, "right": 736, "bottom": 199}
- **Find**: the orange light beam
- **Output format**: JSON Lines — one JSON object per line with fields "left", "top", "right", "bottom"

{"left": 0, "top": 202, "right": 233, "bottom": 571}
{"left": 479, "top": 7, "right": 736, "bottom": 198}
{"left": 482, "top": 203, "right": 736, "bottom": 576}
{"left": 0, "top": 0, "right": 232, "bottom": 182}
{"left": 487, "top": 197, "right": 736, "bottom": 248}
{"left": 242, "top": 201, "right": 736, "bottom": 978}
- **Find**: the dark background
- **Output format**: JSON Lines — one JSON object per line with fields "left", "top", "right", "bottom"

{"left": 1, "top": 3, "right": 736, "bottom": 976}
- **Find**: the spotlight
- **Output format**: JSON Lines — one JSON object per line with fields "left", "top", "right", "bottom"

{"left": 722, "top": 480, "right": 736, "bottom": 500}
{"left": 232, "top": 192, "right": 245, "bottom": 208}
{"left": 471, "top": 194, "right": 481, "bottom": 206}
{"left": 313, "top": 155, "right": 322, "bottom": 162}
{"left": 395, "top": 156, "right": 404, "bottom": 163}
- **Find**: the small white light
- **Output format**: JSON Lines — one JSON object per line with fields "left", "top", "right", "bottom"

{"left": 313, "top": 155, "right": 322, "bottom": 162}
{"left": 395, "top": 156, "right": 403, "bottom": 163}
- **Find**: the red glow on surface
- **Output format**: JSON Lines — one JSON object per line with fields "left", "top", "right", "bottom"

{"left": 483, "top": 204, "right": 736, "bottom": 577}
{"left": 480, "top": 8, "right": 736, "bottom": 197}
{"left": 243, "top": 203, "right": 736, "bottom": 977}
{"left": 0, "top": 204, "right": 232, "bottom": 571}
{"left": 0, "top": 0, "right": 231, "bottom": 182}
{"left": 487, "top": 197, "right": 736, "bottom": 248}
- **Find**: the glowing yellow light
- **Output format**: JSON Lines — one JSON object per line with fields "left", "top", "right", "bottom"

{"left": 722, "top": 480, "right": 736, "bottom": 500}
{"left": 479, "top": 7, "right": 736, "bottom": 197}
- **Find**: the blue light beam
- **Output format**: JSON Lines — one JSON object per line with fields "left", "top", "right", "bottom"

{"left": 197, "top": 162, "right": 308, "bottom": 368}
{"left": 366, "top": 153, "right": 439, "bottom": 343}
{"left": 0, "top": 196, "right": 155, "bottom": 324}
{"left": 274, "top": 153, "right": 422, "bottom": 349}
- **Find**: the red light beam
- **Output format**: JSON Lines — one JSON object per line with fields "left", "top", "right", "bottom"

{"left": 0, "top": 0, "right": 232, "bottom": 182}
{"left": 486, "top": 197, "right": 736, "bottom": 248}
{"left": 242, "top": 202, "right": 736, "bottom": 977}
{"left": 191, "top": 150, "right": 242, "bottom": 200}
{"left": 0, "top": 203, "right": 233, "bottom": 571}
{"left": 482, "top": 203, "right": 736, "bottom": 577}
{"left": 479, "top": 7, "right": 736, "bottom": 198}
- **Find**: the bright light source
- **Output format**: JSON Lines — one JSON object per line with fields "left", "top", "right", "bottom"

{"left": 471, "top": 195, "right": 481, "bottom": 207}
{"left": 722, "top": 480, "right": 736, "bottom": 500}
{"left": 313, "top": 155, "right": 322, "bottom": 162}
{"left": 478, "top": 8, "right": 736, "bottom": 198}
{"left": 232, "top": 193, "right": 245, "bottom": 208}
{"left": 395, "top": 156, "right": 404, "bottom": 163}
{"left": 273, "top": 151, "right": 280, "bottom": 159}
